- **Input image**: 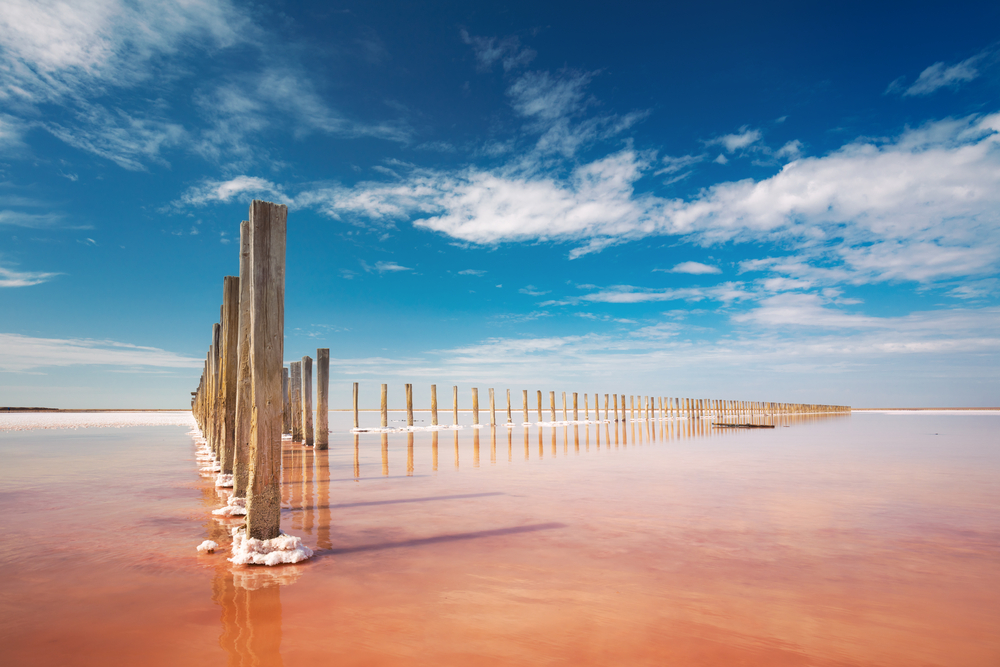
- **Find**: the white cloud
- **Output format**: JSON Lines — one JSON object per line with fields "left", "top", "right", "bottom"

{"left": 460, "top": 30, "right": 536, "bottom": 72}
{"left": 0, "top": 264, "right": 60, "bottom": 287}
{"left": 558, "top": 282, "right": 753, "bottom": 305}
{"left": 0, "top": 333, "right": 202, "bottom": 371}
{"left": 891, "top": 49, "right": 991, "bottom": 97}
{"left": 458, "top": 269, "right": 486, "bottom": 276}
{"left": 0, "top": 210, "right": 64, "bottom": 228}
{"left": 664, "top": 261, "right": 721, "bottom": 275}
{"left": 361, "top": 260, "right": 412, "bottom": 274}
{"left": 519, "top": 285, "right": 550, "bottom": 297}
{"left": 775, "top": 139, "right": 803, "bottom": 160}
{"left": 706, "top": 126, "right": 762, "bottom": 152}
{"left": 177, "top": 176, "right": 291, "bottom": 207}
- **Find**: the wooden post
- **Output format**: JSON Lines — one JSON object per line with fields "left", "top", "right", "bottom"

{"left": 430, "top": 384, "right": 438, "bottom": 426}
{"left": 562, "top": 392, "right": 567, "bottom": 421}
{"left": 281, "top": 368, "right": 290, "bottom": 434}
{"left": 290, "top": 362, "right": 302, "bottom": 441}
{"left": 549, "top": 391, "right": 556, "bottom": 422}
{"left": 573, "top": 392, "right": 578, "bottom": 421}
{"left": 316, "top": 349, "right": 329, "bottom": 450}
{"left": 489, "top": 388, "right": 496, "bottom": 426}
{"left": 621, "top": 395, "right": 626, "bottom": 422}
{"left": 381, "top": 383, "right": 388, "bottom": 428}
{"left": 352, "top": 382, "right": 359, "bottom": 429}
{"left": 522, "top": 389, "right": 528, "bottom": 424}
{"left": 245, "top": 199, "right": 286, "bottom": 542}
{"left": 233, "top": 220, "right": 252, "bottom": 498}
{"left": 452, "top": 385, "right": 458, "bottom": 426}
{"left": 220, "top": 276, "right": 239, "bottom": 475}
{"left": 301, "top": 355, "right": 313, "bottom": 446}
{"left": 210, "top": 324, "right": 220, "bottom": 458}
{"left": 536, "top": 390, "right": 542, "bottom": 422}
{"left": 604, "top": 394, "right": 609, "bottom": 420}
{"left": 472, "top": 387, "right": 479, "bottom": 425}
{"left": 613, "top": 393, "right": 618, "bottom": 422}
{"left": 406, "top": 383, "right": 414, "bottom": 426}
{"left": 506, "top": 389, "right": 512, "bottom": 424}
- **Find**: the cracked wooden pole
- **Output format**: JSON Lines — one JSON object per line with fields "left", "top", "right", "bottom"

{"left": 380, "top": 383, "right": 388, "bottom": 428}
{"left": 452, "top": 385, "right": 458, "bottom": 426}
{"left": 549, "top": 391, "right": 556, "bottom": 422}
{"left": 220, "top": 275, "right": 239, "bottom": 475}
{"left": 290, "top": 362, "right": 302, "bottom": 441}
{"left": 301, "top": 355, "right": 313, "bottom": 446}
{"left": 233, "top": 220, "right": 252, "bottom": 498}
{"left": 472, "top": 387, "right": 479, "bottom": 425}
{"left": 352, "top": 382, "right": 359, "bottom": 429}
{"left": 316, "top": 348, "right": 329, "bottom": 450}
{"left": 522, "top": 389, "right": 528, "bottom": 424}
{"left": 489, "top": 388, "right": 496, "bottom": 426}
{"left": 406, "top": 383, "right": 414, "bottom": 426}
{"left": 430, "top": 384, "right": 438, "bottom": 426}
{"left": 245, "top": 199, "right": 286, "bottom": 542}
{"left": 281, "top": 368, "right": 290, "bottom": 434}
{"left": 506, "top": 389, "right": 512, "bottom": 424}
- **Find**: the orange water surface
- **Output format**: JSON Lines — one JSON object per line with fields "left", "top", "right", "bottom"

{"left": 1, "top": 412, "right": 998, "bottom": 666}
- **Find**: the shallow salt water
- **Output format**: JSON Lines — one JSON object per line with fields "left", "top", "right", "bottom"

{"left": 1, "top": 411, "right": 998, "bottom": 665}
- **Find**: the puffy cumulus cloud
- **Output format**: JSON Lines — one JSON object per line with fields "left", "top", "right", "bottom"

{"left": 179, "top": 112, "right": 1000, "bottom": 288}
{"left": 663, "top": 261, "right": 721, "bottom": 275}
{"left": 0, "top": 333, "right": 202, "bottom": 371}
{"left": 177, "top": 176, "right": 292, "bottom": 207}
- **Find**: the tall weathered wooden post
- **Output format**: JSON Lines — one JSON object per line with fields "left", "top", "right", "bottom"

{"left": 220, "top": 276, "right": 239, "bottom": 475}
{"left": 406, "top": 383, "right": 414, "bottom": 426}
{"left": 281, "top": 368, "right": 290, "bottom": 435}
{"left": 352, "top": 382, "right": 359, "bottom": 429}
{"left": 301, "top": 355, "right": 314, "bottom": 446}
{"left": 380, "top": 383, "right": 388, "bottom": 428}
{"left": 290, "top": 362, "right": 302, "bottom": 441}
{"left": 430, "top": 384, "right": 438, "bottom": 426}
{"left": 233, "top": 220, "right": 252, "bottom": 498}
{"left": 472, "top": 388, "right": 479, "bottom": 425}
{"left": 316, "top": 349, "right": 329, "bottom": 450}
{"left": 245, "top": 200, "right": 287, "bottom": 542}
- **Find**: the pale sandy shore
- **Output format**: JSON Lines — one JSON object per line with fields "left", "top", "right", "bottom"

{"left": 0, "top": 410, "right": 195, "bottom": 431}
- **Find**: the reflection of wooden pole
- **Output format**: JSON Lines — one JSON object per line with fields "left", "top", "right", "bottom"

{"left": 352, "top": 382, "right": 359, "bottom": 429}
{"left": 522, "top": 389, "right": 528, "bottom": 423}
{"left": 380, "top": 383, "right": 388, "bottom": 428}
{"left": 301, "top": 355, "right": 313, "bottom": 446}
{"left": 406, "top": 383, "right": 413, "bottom": 426}
{"left": 489, "top": 388, "right": 496, "bottom": 426}
{"left": 290, "top": 362, "right": 302, "bottom": 441}
{"left": 245, "top": 199, "right": 286, "bottom": 541}
{"left": 281, "top": 368, "right": 289, "bottom": 434}
{"left": 472, "top": 387, "right": 479, "bottom": 425}
{"left": 316, "top": 349, "right": 329, "bottom": 450}
{"left": 452, "top": 385, "right": 458, "bottom": 426}
{"left": 233, "top": 220, "right": 252, "bottom": 497}
{"left": 430, "top": 384, "right": 438, "bottom": 426}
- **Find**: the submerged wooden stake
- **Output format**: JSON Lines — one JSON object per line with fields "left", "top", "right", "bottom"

{"left": 452, "top": 385, "right": 458, "bottom": 426}
{"left": 573, "top": 392, "right": 578, "bottom": 421}
{"left": 430, "top": 384, "right": 438, "bottom": 426}
{"left": 489, "top": 388, "right": 496, "bottom": 426}
{"left": 381, "top": 383, "right": 388, "bottom": 428}
{"left": 472, "top": 387, "right": 479, "bottom": 425}
{"left": 406, "top": 383, "right": 414, "bottom": 426}
{"left": 290, "top": 362, "right": 302, "bottom": 441}
{"left": 506, "top": 389, "right": 512, "bottom": 424}
{"left": 352, "top": 382, "right": 359, "bottom": 429}
{"left": 549, "top": 391, "right": 556, "bottom": 422}
{"left": 522, "top": 389, "right": 528, "bottom": 424}
{"left": 301, "top": 355, "right": 313, "bottom": 446}
{"left": 220, "top": 275, "right": 239, "bottom": 475}
{"left": 281, "top": 368, "right": 290, "bottom": 435}
{"left": 245, "top": 199, "right": 286, "bottom": 542}
{"left": 316, "top": 349, "right": 329, "bottom": 450}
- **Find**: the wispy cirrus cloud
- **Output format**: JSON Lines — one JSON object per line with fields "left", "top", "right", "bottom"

{"left": 887, "top": 45, "right": 997, "bottom": 97}
{"left": 0, "top": 264, "right": 61, "bottom": 287}
{"left": 460, "top": 29, "right": 536, "bottom": 72}
{"left": 0, "top": 333, "right": 201, "bottom": 371}
{"left": 361, "top": 259, "right": 412, "bottom": 274}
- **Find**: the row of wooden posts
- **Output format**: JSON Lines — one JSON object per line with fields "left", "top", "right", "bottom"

{"left": 348, "top": 384, "right": 850, "bottom": 429}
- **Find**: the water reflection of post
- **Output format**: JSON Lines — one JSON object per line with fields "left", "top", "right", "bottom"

{"left": 551, "top": 426, "right": 557, "bottom": 457}
{"left": 353, "top": 434, "right": 360, "bottom": 480}
{"left": 507, "top": 427, "right": 512, "bottom": 462}
{"left": 490, "top": 427, "right": 496, "bottom": 465}
{"left": 432, "top": 431, "right": 438, "bottom": 472}
{"left": 213, "top": 566, "right": 285, "bottom": 666}
{"left": 574, "top": 425, "right": 579, "bottom": 454}
{"left": 313, "top": 449, "right": 331, "bottom": 550}
{"left": 623, "top": 418, "right": 628, "bottom": 446}
{"left": 562, "top": 425, "right": 567, "bottom": 455}
{"left": 473, "top": 429, "right": 480, "bottom": 468}
{"left": 381, "top": 433, "right": 388, "bottom": 476}
{"left": 614, "top": 419, "right": 619, "bottom": 448}
{"left": 303, "top": 446, "right": 314, "bottom": 536}
{"left": 523, "top": 427, "right": 529, "bottom": 460}
{"left": 290, "top": 447, "right": 302, "bottom": 531}
{"left": 407, "top": 432, "right": 414, "bottom": 477}
{"left": 454, "top": 429, "right": 459, "bottom": 470}
{"left": 585, "top": 424, "right": 589, "bottom": 451}
{"left": 538, "top": 426, "right": 544, "bottom": 459}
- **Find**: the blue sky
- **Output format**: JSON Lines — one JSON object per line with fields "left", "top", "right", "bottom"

{"left": 1, "top": 0, "right": 999, "bottom": 408}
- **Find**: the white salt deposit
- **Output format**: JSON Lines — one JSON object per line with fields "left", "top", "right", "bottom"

{"left": 0, "top": 410, "right": 196, "bottom": 432}
{"left": 212, "top": 495, "right": 247, "bottom": 517}
{"left": 200, "top": 463, "right": 222, "bottom": 472}
{"left": 197, "top": 540, "right": 218, "bottom": 553}
{"left": 229, "top": 528, "right": 313, "bottom": 566}
{"left": 215, "top": 473, "right": 234, "bottom": 488}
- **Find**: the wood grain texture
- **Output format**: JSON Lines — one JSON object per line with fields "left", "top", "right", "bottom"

{"left": 233, "top": 221, "right": 252, "bottom": 497}
{"left": 290, "top": 362, "right": 302, "bottom": 441}
{"left": 220, "top": 276, "right": 239, "bottom": 475}
{"left": 301, "top": 355, "right": 313, "bottom": 446}
{"left": 430, "top": 384, "right": 437, "bottom": 426}
{"left": 316, "top": 349, "right": 329, "bottom": 449}
{"left": 245, "top": 200, "right": 286, "bottom": 541}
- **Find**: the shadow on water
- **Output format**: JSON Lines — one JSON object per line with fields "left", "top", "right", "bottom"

{"left": 289, "top": 491, "right": 506, "bottom": 511}
{"left": 314, "top": 522, "right": 567, "bottom": 556}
